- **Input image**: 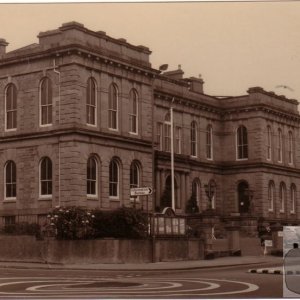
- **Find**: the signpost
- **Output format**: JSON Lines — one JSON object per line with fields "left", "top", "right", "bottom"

{"left": 130, "top": 187, "right": 153, "bottom": 196}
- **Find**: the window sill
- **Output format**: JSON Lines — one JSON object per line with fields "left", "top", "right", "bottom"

{"left": 290, "top": 211, "right": 296, "bottom": 215}
{"left": 39, "top": 124, "right": 52, "bottom": 128}
{"left": 206, "top": 158, "right": 213, "bottom": 161}
{"left": 87, "top": 196, "right": 98, "bottom": 201}
{"left": 109, "top": 197, "right": 120, "bottom": 202}
{"left": 279, "top": 210, "right": 285, "bottom": 213}
{"left": 38, "top": 196, "right": 52, "bottom": 201}
{"left": 86, "top": 123, "right": 97, "bottom": 127}
{"left": 129, "top": 131, "right": 138, "bottom": 136}
{"left": 5, "top": 128, "right": 17, "bottom": 132}
{"left": 268, "top": 209, "right": 274, "bottom": 212}
{"left": 108, "top": 127, "right": 118, "bottom": 132}
{"left": 236, "top": 158, "right": 248, "bottom": 161}
{"left": 3, "top": 198, "right": 17, "bottom": 203}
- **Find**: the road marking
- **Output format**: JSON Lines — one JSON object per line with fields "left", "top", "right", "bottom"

{"left": 0, "top": 276, "right": 259, "bottom": 298}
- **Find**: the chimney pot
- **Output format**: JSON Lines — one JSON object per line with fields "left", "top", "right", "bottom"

{"left": 0, "top": 38, "right": 8, "bottom": 55}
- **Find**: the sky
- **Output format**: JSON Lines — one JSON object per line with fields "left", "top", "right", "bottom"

{"left": 0, "top": 2, "right": 300, "bottom": 100}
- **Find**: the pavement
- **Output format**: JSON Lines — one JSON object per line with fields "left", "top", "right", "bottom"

{"left": 0, "top": 255, "right": 283, "bottom": 271}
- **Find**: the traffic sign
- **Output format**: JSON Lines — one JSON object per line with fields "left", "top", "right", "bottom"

{"left": 130, "top": 187, "right": 153, "bottom": 196}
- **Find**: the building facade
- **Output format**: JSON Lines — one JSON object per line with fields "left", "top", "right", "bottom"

{"left": 0, "top": 22, "right": 299, "bottom": 232}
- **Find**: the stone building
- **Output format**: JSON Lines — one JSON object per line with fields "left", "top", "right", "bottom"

{"left": 0, "top": 22, "right": 299, "bottom": 233}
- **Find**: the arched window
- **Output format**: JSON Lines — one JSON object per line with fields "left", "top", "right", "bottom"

{"left": 40, "top": 157, "right": 52, "bottom": 197}
{"left": 279, "top": 182, "right": 286, "bottom": 213}
{"left": 278, "top": 128, "right": 283, "bottom": 163}
{"left": 192, "top": 178, "right": 201, "bottom": 208}
{"left": 288, "top": 131, "right": 293, "bottom": 164}
{"left": 129, "top": 89, "right": 138, "bottom": 134}
{"left": 268, "top": 181, "right": 275, "bottom": 212}
{"left": 237, "top": 181, "right": 250, "bottom": 213}
{"left": 163, "top": 113, "right": 171, "bottom": 152}
{"left": 109, "top": 159, "right": 119, "bottom": 198}
{"left": 191, "top": 121, "right": 197, "bottom": 157}
{"left": 87, "top": 157, "right": 97, "bottom": 196}
{"left": 290, "top": 184, "right": 296, "bottom": 214}
{"left": 5, "top": 161, "right": 16, "bottom": 199}
{"left": 237, "top": 126, "right": 248, "bottom": 159}
{"left": 267, "top": 126, "right": 272, "bottom": 160}
{"left": 5, "top": 84, "right": 17, "bottom": 130}
{"left": 86, "top": 78, "right": 97, "bottom": 125}
{"left": 40, "top": 78, "right": 52, "bottom": 126}
{"left": 130, "top": 161, "right": 140, "bottom": 189}
{"left": 108, "top": 84, "right": 118, "bottom": 130}
{"left": 206, "top": 125, "right": 213, "bottom": 160}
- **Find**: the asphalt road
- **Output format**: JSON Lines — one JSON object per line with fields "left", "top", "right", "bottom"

{"left": 0, "top": 263, "right": 283, "bottom": 298}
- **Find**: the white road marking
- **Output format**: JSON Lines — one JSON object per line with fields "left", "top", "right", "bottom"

{"left": 0, "top": 276, "right": 259, "bottom": 297}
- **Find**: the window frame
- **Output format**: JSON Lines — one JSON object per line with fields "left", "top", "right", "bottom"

{"left": 39, "top": 77, "right": 53, "bottom": 127}
{"left": 267, "top": 126, "right": 272, "bottom": 161}
{"left": 278, "top": 128, "right": 283, "bottom": 163}
{"left": 192, "top": 178, "right": 201, "bottom": 208}
{"left": 130, "top": 161, "right": 140, "bottom": 203}
{"left": 157, "top": 122, "right": 163, "bottom": 151}
{"left": 175, "top": 126, "right": 182, "bottom": 154}
{"left": 108, "top": 83, "right": 118, "bottom": 131}
{"left": 5, "top": 83, "right": 17, "bottom": 132}
{"left": 86, "top": 77, "right": 97, "bottom": 127}
{"left": 129, "top": 89, "right": 138, "bottom": 135}
{"left": 39, "top": 157, "right": 53, "bottom": 199}
{"left": 268, "top": 181, "right": 275, "bottom": 212}
{"left": 4, "top": 160, "right": 17, "bottom": 201}
{"left": 206, "top": 124, "right": 213, "bottom": 160}
{"left": 290, "top": 184, "right": 296, "bottom": 214}
{"left": 288, "top": 131, "right": 293, "bottom": 165}
{"left": 279, "top": 182, "right": 286, "bottom": 213}
{"left": 163, "top": 113, "right": 171, "bottom": 152}
{"left": 87, "top": 156, "right": 98, "bottom": 198}
{"left": 109, "top": 159, "right": 119, "bottom": 199}
{"left": 191, "top": 121, "right": 197, "bottom": 157}
{"left": 236, "top": 125, "right": 248, "bottom": 160}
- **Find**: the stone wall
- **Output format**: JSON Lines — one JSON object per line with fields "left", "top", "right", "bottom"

{"left": 0, "top": 235, "right": 204, "bottom": 264}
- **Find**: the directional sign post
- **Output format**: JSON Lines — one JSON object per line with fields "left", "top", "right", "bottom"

{"left": 130, "top": 187, "right": 153, "bottom": 196}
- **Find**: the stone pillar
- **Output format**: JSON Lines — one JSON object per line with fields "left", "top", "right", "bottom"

{"left": 201, "top": 211, "right": 219, "bottom": 252}
{"left": 225, "top": 225, "right": 241, "bottom": 251}
{"left": 156, "top": 169, "right": 161, "bottom": 207}
{"left": 271, "top": 223, "right": 283, "bottom": 251}
{"left": 185, "top": 173, "right": 190, "bottom": 203}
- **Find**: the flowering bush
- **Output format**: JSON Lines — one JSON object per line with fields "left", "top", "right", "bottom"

{"left": 47, "top": 206, "right": 95, "bottom": 240}
{"left": 47, "top": 206, "right": 148, "bottom": 240}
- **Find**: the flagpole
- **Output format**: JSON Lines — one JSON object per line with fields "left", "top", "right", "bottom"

{"left": 170, "top": 105, "right": 175, "bottom": 211}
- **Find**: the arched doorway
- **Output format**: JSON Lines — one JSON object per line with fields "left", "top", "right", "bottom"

{"left": 160, "top": 175, "right": 178, "bottom": 209}
{"left": 238, "top": 181, "right": 250, "bottom": 213}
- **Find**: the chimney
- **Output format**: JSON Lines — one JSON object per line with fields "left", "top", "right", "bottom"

{"left": 162, "top": 64, "right": 184, "bottom": 80}
{"left": 0, "top": 39, "right": 8, "bottom": 55}
{"left": 186, "top": 76, "right": 204, "bottom": 94}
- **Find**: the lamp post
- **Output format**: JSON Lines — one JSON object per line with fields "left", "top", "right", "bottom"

{"left": 204, "top": 181, "right": 216, "bottom": 210}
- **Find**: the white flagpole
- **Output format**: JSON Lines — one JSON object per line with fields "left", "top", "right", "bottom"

{"left": 170, "top": 106, "right": 175, "bottom": 211}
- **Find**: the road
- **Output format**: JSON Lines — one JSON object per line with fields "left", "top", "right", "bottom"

{"left": 0, "top": 263, "right": 282, "bottom": 298}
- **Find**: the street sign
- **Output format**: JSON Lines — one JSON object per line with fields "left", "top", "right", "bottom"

{"left": 130, "top": 187, "right": 153, "bottom": 196}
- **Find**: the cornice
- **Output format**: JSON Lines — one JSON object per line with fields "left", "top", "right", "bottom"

{"left": 0, "top": 44, "right": 160, "bottom": 80}
{"left": 0, "top": 127, "right": 153, "bottom": 149}
{"left": 154, "top": 90, "right": 221, "bottom": 115}
{"left": 155, "top": 151, "right": 300, "bottom": 175}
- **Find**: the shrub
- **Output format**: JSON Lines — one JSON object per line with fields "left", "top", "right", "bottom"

{"left": 47, "top": 206, "right": 148, "bottom": 240}
{"left": 1, "top": 222, "right": 40, "bottom": 236}
{"left": 185, "top": 193, "right": 199, "bottom": 214}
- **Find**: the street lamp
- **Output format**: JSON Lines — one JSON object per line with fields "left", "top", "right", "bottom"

{"left": 204, "top": 181, "right": 216, "bottom": 210}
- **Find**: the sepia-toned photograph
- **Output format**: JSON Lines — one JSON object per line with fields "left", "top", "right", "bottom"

{"left": 0, "top": 1, "right": 299, "bottom": 298}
